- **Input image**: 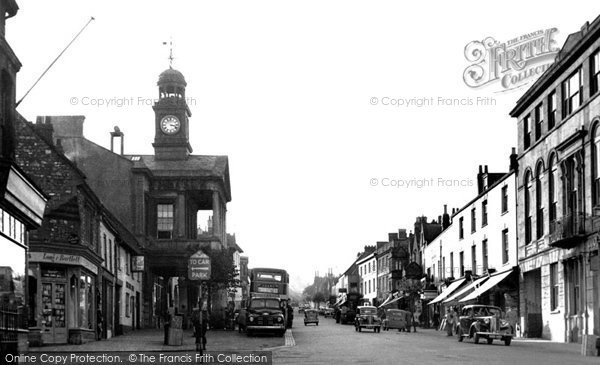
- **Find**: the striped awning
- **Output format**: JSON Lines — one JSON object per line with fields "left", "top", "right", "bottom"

{"left": 428, "top": 278, "right": 466, "bottom": 305}
{"left": 459, "top": 269, "right": 513, "bottom": 303}
{"left": 443, "top": 276, "right": 489, "bottom": 304}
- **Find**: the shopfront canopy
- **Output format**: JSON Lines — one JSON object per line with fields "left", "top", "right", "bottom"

{"left": 443, "top": 276, "right": 489, "bottom": 304}
{"left": 379, "top": 296, "right": 403, "bottom": 308}
{"left": 428, "top": 278, "right": 466, "bottom": 305}
{"left": 459, "top": 269, "right": 513, "bottom": 303}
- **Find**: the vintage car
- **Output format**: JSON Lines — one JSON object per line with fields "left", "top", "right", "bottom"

{"left": 354, "top": 306, "right": 381, "bottom": 332}
{"left": 323, "top": 308, "right": 335, "bottom": 318}
{"left": 382, "top": 309, "right": 412, "bottom": 332}
{"left": 456, "top": 305, "right": 513, "bottom": 346}
{"left": 245, "top": 297, "right": 287, "bottom": 337}
{"left": 304, "top": 309, "right": 319, "bottom": 326}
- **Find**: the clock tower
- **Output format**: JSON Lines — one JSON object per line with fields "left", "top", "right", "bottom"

{"left": 152, "top": 68, "right": 193, "bottom": 160}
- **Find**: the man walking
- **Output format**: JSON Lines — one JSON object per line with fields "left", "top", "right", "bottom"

{"left": 446, "top": 307, "right": 456, "bottom": 336}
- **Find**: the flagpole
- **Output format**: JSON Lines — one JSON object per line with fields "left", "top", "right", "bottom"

{"left": 16, "top": 16, "right": 95, "bottom": 108}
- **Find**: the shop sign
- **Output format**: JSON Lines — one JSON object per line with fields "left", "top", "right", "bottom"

{"left": 29, "top": 252, "right": 98, "bottom": 275}
{"left": 132, "top": 256, "right": 145, "bottom": 272}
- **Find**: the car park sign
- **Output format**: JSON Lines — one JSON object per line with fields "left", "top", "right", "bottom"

{"left": 188, "top": 250, "right": 211, "bottom": 281}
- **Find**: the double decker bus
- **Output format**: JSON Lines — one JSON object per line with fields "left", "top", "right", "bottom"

{"left": 249, "top": 268, "right": 289, "bottom": 299}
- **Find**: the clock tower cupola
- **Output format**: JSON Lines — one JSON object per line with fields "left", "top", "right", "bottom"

{"left": 152, "top": 67, "right": 193, "bottom": 160}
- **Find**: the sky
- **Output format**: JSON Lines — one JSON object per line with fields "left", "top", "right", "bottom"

{"left": 9, "top": 1, "right": 600, "bottom": 291}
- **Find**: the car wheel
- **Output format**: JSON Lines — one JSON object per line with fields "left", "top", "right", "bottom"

{"left": 316, "top": 322, "right": 319, "bottom": 326}
{"left": 487, "top": 338, "right": 493, "bottom": 344}
{"left": 504, "top": 337, "right": 512, "bottom": 346}
{"left": 457, "top": 327, "right": 464, "bottom": 342}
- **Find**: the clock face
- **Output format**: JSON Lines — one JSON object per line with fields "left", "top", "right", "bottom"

{"left": 160, "top": 115, "right": 180, "bottom": 134}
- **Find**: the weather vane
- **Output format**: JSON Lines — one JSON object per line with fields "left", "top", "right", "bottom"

{"left": 163, "top": 37, "right": 174, "bottom": 68}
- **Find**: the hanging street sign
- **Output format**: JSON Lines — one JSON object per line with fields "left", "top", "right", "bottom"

{"left": 188, "top": 250, "right": 211, "bottom": 281}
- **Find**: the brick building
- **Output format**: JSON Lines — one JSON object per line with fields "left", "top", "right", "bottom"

{"left": 0, "top": 0, "right": 46, "bottom": 355}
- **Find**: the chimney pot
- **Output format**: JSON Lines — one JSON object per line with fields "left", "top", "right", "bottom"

{"left": 484, "top": 165, "right": 488, "bottom": 173}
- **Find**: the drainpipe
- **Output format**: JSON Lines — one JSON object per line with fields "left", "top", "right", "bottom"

{"left": 581, "top": 133, "right": 588, "bottom": 337}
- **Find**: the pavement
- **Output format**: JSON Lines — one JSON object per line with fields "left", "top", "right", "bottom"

{"left": 27, "top": 327, "right": 285, "bottom": 353}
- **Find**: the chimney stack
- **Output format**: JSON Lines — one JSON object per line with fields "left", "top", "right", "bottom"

{"left": 442, "top": 204, "right": 451, "bottom": 229}
{"left": 34, "top": 116, "right": 54, "bottom": 145}
{"left": 110, "top": 126, "right": 124, "bottom": 155}
{"left": 509, "top": 147, "right": 518, "bottom": 172}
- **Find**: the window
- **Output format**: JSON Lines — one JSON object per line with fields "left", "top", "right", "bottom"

{"left": 535, "top": 103, "right": 543, "bottom": 141}
{"left": 450, "top": 252, "right": 454, "bottom": 278}
{"left": 471, "top": 245, "right": 477, "bottom": 275}
{"left": 459, "top": 251, "right": 464, "bottom": 277}
{"left": 157, "top": 204, "right": 174, "bottom": 239}
{"left": 482, "top": 200, "right": 488, "bottom": 226}
{"left": 591, "top": 50, "right": 600, "bottom": 95}
{"left": 523, "top": 115, "right": 531, "bottom": 149}
{"left": 459, "top": 217, "right": 464, "bottom": 239}
{"left": 109, "top": 239, "right": 113, "bottom": 272}
{"left": 442, "top": 257, "right": 446, "bottom": 279}
{"left": 549, "top": 155, "right": 558, "bottom": 225}
{"left": 525, "top": 171, "right": 533, "bottom": 244}
{"left": 548, "top": 91, "right": 557, "bottom": 129}
{"left": 550, "top": 263, "right": 558, "bottom": 311}
{"left": 567, "top": 259, "right": 580, "bottom": 315}
{"left": 562, "top": 68, "right": 583, "bottom": 117}
{"left": 102, "top": 234, "right": 107, "bottom": 266}
{"left": 536, "top": 164, "right": 544, "bottom": 239}
{"left": 502, "top": 229, "right": 509, "bottom": 264}
{"left": 593, "top": 128, "right": 600, "bottom": 206}
{"left": 482, "top": 239, "right": 488, "bottom": 273}
{"left": 471, "top": 208, "right": 476, "bottom": 233}
{"left": 501, "top": 185, "right": 508, "bottom": 213}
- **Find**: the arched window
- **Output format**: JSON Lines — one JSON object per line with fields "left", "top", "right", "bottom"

{"left": 524, "top": 170, "right": 533, "bottom": 244}
{"left": 548, "top": 154, "right": 558, "bottom": 232}
{"left": 535, "top": 162, "right": 544, "bottom": 239}
{"left": 592, "top": 125, "right": 600, "bottom": 206}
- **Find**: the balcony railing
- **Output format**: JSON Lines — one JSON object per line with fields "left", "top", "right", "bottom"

{"left": 548, "top": 213, "right": 586, "bottom": 249}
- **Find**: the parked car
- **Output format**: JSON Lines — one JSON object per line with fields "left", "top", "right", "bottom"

{"left": 382, "top": 309, "right": 412, "bottom": 332}
{"left": 456, "top": 305, "right": 513, "bottom": 346}
{"left": 323, "top": 308, "right": 335, "bottom": 318}
{"left": 354, "top": 306, "right": 381, "bottom": 333}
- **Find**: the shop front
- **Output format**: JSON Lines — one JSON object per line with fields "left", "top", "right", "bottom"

{"left": 28, "top": 250, "right": 100, "bottom": 345}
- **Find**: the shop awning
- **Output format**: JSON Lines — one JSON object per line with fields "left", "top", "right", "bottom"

{"left": 443, "top": 276, "right": 489, "bottom": 304}
{"left": 378, "top": 295, "right": 393, "bottom": 308}
{"left": 428, "top": 278, "right": 466, "bottom": 305}
{"left": 379, "top": 296, "right": 403, "bottom": 308}
{"left": 459, "top": 269, "right": 513, "bottom": 303}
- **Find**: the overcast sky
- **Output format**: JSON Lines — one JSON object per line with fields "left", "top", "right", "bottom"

{"left": 10, "top": 1, "right": 600, "bottom": 291}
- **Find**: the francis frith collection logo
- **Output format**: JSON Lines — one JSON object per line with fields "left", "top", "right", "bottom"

{"left": 463, "top": 28, "right": 560, "bottom": 92}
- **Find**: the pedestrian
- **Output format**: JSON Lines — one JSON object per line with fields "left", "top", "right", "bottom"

{"left": 200, "top": 309, "right": 208, "bottom": 350}
{"left": 412, "top": 310, "right": 419, "bottom": 333}
{"left": 163, "top": 309, "right": 171, "bottom": 345}
{"left": 446, "top": 307, "right": 456, "bottom": 336}
{"left": 192, "top": 308, "right": 203, "bottom": 354}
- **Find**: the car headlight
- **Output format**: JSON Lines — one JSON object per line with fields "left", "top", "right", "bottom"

{"left": 484, "top": 318, "right": 490, "bottom": 325}
{"left": 249, "top": 316, "right": 255, "bottom": 322}
{"left": 277, "top": 316, "right": 283, "bottom": 323}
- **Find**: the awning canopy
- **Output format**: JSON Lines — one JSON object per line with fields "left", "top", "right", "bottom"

{"left": 378, "top": 295, "right": 403, "bottom": 308}
{"left": 429, "top": 278, "right": 466, "bottom": 305}
{"left": 443, "top": 276, "right": 489, "bottom": 304}
{"left": 378, "top": 295, "right": 393, "bottom": 308}
{"left": 459, "top": 269, "right": 513, "bottom": 303}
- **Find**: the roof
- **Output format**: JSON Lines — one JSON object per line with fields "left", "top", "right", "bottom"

{"left": 127, "top": 154, "right": 231, "bottom": 201}
{"left": 510, "top": 15, "right": 600, "bottom": 116}
{"left": 422, "top": 224, "right": 443, "bottom": 242}
{"left": 158, "top": 68, "right": 187, "bottom": 86}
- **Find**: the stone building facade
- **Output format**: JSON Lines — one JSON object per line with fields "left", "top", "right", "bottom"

{"left": 510, "top": 17, "right": 600, "bottom": 344}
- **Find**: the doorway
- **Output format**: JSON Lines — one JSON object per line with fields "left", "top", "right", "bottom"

{"left": 41, "top": 282, "right": 67, "bottom": 344}
{"left": 524, "top": 268, "right": 542, "bottom": 338}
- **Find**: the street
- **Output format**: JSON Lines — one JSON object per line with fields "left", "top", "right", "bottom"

{"left": 274, "top": 314, "right": 599, "bottom": 365}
